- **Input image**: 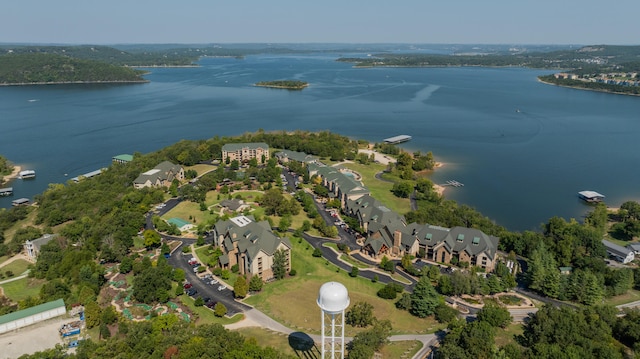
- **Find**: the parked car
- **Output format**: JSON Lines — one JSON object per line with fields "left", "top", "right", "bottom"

{"left": 183, "top": 283, "right": 192, "bottom": 289}
{"left": 217, "top": 285, "right": 225, "bottom": 291}
{"left": 186, "top": 288, "right": 197, "bottom": 296}
{"left": 203, "top": 297, "right": 212, "bottom": 303}
{"left": 209, "top": 279, "right": 218, "bottom": 285}
{"left": 205, "top": 301, "right": 217, "bottom": 309}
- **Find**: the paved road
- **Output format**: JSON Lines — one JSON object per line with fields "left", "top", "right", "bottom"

{"left": 166, "top": 241, "right": 251, "bottom": 316}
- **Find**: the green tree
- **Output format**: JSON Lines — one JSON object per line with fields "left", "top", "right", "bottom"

{"left": 345, "top": 301, "right": 374, "bottom": 327}
{"left": 194, "top": 297, "right": 204, "bottom": 307}
{"left": 476, "top": 302, "right": 512, "bottom": 328}
{"left": 249, "top": 275, "right": 263, "bottom": 292}
{"left": 84, "top": 300, "right": 101, "bottom": 329}
{"left": 234, "top": 276, "right": 248, "bottom": 298}
{"left": 410, "top": 276, "right": 440, "bottom": 318}
{"left": 142, "top": 229, "right": 161, "bottom": 248}
{"left": 349, "top": 266, "right": 359, "bottom": 277}
{"left": 272, "top": 249, "right": 288, "bottom": 280}
{"left": 214, "top": 302, "right": 227, "bottom": 317}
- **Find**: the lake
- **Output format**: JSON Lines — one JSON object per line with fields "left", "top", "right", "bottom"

{"left": 1, "top": 53, "right": 639, "bottom": 231}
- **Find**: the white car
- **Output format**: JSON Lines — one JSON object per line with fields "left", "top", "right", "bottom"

{"left": 217, "top": 285, "right": 225, "bottom": 291}
{"left": 210, "top": 279, "right": 218, "bottom": 285}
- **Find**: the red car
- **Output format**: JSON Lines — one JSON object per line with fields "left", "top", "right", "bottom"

{"left": 183, "top": 283, "right": 192, "bottom": 289}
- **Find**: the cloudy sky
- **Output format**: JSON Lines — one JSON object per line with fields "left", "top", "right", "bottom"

{"left": 2, "top": 0, "right": 638, "bottom": 45}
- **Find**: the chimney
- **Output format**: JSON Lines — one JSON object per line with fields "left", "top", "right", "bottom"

{"left": 393, "top": 230, "right": 402, "bottom": 248}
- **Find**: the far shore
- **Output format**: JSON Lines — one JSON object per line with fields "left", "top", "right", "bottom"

{"left": 537, "top": 78, "right": 640, "bottom": 97}
{"left": 0, "top": 80, "right": 148, "bottom": 87}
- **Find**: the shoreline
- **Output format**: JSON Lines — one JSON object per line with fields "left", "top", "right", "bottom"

{"left": 537, "top": 78, "right": 640, "bottom": 97}
{"left": 0, "top": 80, "right": 148, "bottom": 87}
{"left": 2, "top": 165, "right": 22, "bottom": 184}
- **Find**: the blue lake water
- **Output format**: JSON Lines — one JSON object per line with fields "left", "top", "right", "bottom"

{"left": 1, "top": 53, "right": 640, "bottom": 231}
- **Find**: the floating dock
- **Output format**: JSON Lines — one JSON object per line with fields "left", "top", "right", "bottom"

{"left": 71, "top": 169, "right": 103, "bottom": 183}
{"left": 19, "top": 170, "right": 36, "bottom": 179}
{"left": 12, "top": 198, "right": 30, "bottom": 206}
{"left": 445, "top": 180, "right": 464, "bottom": 187}
{"left": 383, "top": 135, "right": 412, "bottom": 144}
{"left": 0, "top": 187, "right": 12, "bottom": 196}
{"left": 578, "top": 190, "right": 605, "bottom": 203}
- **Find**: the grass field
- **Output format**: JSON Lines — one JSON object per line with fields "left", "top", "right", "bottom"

{"left": 0, "top": 259, "right": 31, "bottom": 277}
{"left": 379, "top": 340, "right": 423, "bottom": 358}
{"left": 185, "top": 164, "right": 216, "bottom": 176}
{"left": 0, "top": 277, "right": 45, "bottom": 301}
{"left": 494, "top": 322, "right": 525, "bottom": 348}
{"left": 178, "top": 294, "right": 243, "bottom": 326}
{"left": 235, "top": 327, "right": 300, "bottom": 357}
{"left": 340, "top": 162, "right": 411, "bottom": 214}
{"left": 605, "top": 289, "right": 640, "bottom": 306}
{"left": 243, "top": 237, "right": 444, "bottom": 336}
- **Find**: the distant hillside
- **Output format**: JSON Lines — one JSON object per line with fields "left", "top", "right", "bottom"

{"left": 0, "top": 53, "right": 147, "bottom": 85}
{"left": 337, "top": 45, "right": 640, "bottom": 72}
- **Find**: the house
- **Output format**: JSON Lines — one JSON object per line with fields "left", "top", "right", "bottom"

{"left": 274, "top": 150, "right": 317, "bottom": 165}
{"left": 133, "top": 161, "right": 184, "bottom": 189}
{"left": 222, "top": 143, "right": 269, "bottom": 164}
{"left": 213, "top": 215, "right": 291, "bottom": 281}
{"left": 628, "top": 243, "right": 640, "bottom": 255}
{"left": 24, "top": 234, "right": 57, "bottom": 261}
{"left": 362, "top": 224, "right": 500, "bottom": 272}
{"left": 219, "top": 199, "right": 250, "bottom": 213}
{"left": 603, "top": 240, "right": 635, "bottom": 264}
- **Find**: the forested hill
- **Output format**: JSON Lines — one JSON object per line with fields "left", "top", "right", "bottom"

{"left": 0, "top": 53, "right": 147, "bottom": 85}
{"left": 337, "top": 45, "right": 640, "bottom": 72}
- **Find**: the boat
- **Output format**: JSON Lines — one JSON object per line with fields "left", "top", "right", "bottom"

{"left": 19, "top": 169, "right": 36, "bottom": 179}
{"left": 0, "top": 187, "right": 13, "bottom": 196}
{"left": 578, "top": 190, "right": 605, "bottom": 203}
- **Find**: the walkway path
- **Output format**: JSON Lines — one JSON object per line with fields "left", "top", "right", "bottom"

{"left": 225, "top": 308, "right": 437, "bottom": 359}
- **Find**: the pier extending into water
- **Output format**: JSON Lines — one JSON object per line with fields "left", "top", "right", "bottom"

{"left": 443, "top": 180, "right": 464, "bottom": 187}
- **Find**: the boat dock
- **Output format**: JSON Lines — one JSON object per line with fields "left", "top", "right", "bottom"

{"left": 19, "top": 170, "right": 36, "bottom": 179}
{"left": 443, "top": 180, "right": 464, "bottom": 187}
{"left": 0, "top": 187, "right": 13, "bottom": 196}
{"left": 578, "top": 190, "right": 605, "bottom": 203}
{"left": 12, "top": 198, "right": 30, "bottom": 206}
{"left": 383, "top": 135, "right": 412, "bottom": 144}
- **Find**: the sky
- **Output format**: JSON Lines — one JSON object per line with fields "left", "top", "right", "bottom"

{"left": 2, "top": 0, "right": 639, "bottom": 45}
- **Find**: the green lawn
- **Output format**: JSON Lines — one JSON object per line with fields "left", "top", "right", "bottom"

{"left": 185, "top": 164, "right": 216, "bottom": 177}
{"left": 605, "top": 289, "right": 640, "bottom": 306}
{"left": 235, "top": 327, "right": 300, "bottom": 357}
{"left": 494, "top": 322, "right": 525, "bottom": 348}
{"left": 178, "top": 295, "right": 243, "bottom": 326}
{"left": 379, "top": 340, "right": 423, "bottom": 359}
{"left": 0, "top": 256, "right": 9, "bottom": 266}
{"left": 0, "top": 277, "right": 45, "bottom": 301}
{"left": 243, "top": 237, "right": 445, "bottom": 336}
{"left": 0, "top": 259, "right": 31, "bottom": 276}
{"left": 340, "top": 162, "right": 411, "bottom": 214}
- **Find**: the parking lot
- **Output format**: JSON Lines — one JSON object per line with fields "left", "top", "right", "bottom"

{"left": 0, "top": 317, "right": 68, "bottom": 358}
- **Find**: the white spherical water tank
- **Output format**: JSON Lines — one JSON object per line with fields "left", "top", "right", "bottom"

{"left": 317, "top": 282, "right": 350, "bottom": 359}
{"left": 317, "top": 281, "right": 350, "bottom": 314}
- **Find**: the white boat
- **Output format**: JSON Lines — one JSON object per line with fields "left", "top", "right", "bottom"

{"left": 19, "top": 170, "right": 36, "bottom": 179}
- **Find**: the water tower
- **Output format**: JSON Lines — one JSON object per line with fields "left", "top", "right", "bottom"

{"left": 317, "top": 281, "right": 350, "bottom": 359}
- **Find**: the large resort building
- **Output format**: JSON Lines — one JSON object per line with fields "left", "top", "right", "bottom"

{"left": 133, "top": 161, "right": 184, "bottom": 189}
{"left": 293, "top": 150, "right": 502, "bottom": 272}
{"left": 213, "top": 215, "right": 292, "bottom": 281}
{"left": 222, "top": 143, "right": 270, "bottom": 165}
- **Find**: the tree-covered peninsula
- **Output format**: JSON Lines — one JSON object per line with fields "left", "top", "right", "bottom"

{"left": 255, "top": 80, "right": 308, "bottom": 90}
{"left": 0, "top": 53, "right": 148, "bottom": 85}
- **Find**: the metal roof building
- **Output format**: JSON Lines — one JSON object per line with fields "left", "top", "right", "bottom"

{"left": 0, "top": 299, "right": 66, "bottom": 334}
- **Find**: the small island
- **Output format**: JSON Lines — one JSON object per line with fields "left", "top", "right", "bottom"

{"left": 254, "top": 80, "right": 308, "bottom": 90}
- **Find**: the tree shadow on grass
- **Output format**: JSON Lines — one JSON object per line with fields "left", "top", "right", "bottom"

{"left": 288, "top": 331, "right": 320, "bottom": 359}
